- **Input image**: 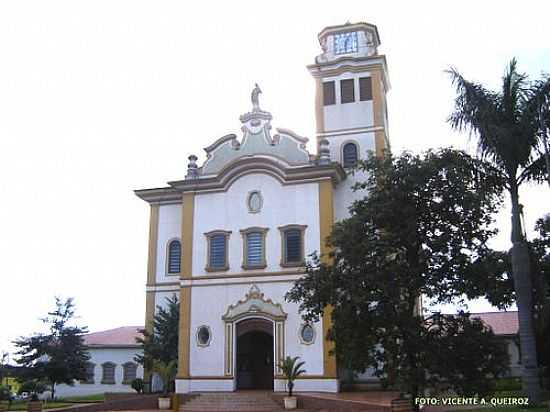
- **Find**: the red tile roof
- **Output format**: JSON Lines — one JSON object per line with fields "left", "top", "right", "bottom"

{"left": 84, "top": 326, "right": 143, "bottom": 347}
{"left": 471, "top": 311, "right": 518, "bottom": 336}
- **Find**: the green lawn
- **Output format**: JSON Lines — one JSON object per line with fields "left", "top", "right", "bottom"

{"left": 1, "top": 401, "right": 74, "bottom": 411}
{"left": 452, "top": 390, "right": 550, "bottom": 412}
{"left": 458, "top": 409, "right": 548, "bottom": 412}
{"left": 56, "top": 393, "right": 104, "bottom": 402}
{"left": 1, "top": 393, "right": 105, "bottom": 411}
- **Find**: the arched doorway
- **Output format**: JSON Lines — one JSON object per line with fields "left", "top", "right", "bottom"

{"left": 236, "top": 318, "right": 274, "bottom": 390}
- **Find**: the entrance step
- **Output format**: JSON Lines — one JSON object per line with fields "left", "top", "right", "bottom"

{"left": 181, "top": 391, "right": 283, "bottom": 411}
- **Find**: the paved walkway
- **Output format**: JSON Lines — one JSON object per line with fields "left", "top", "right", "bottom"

{"left": 298, "top": 391, "right": 399, "bottom": 408}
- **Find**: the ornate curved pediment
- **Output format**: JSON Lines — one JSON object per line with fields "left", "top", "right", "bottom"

{"left": 200, "top": 85, "right": 310, "bottom": 175}
{"left": 222, "top": 285, "right": 287, "bottom": 322}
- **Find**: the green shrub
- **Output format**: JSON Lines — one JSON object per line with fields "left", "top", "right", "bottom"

{"left": 0, "top": 385, "right": 12, "bottom": 401}
{"left": 18, "top": 381, "right": 47, "bottom": 396}
{"left": 131, "top": 378, "right": 144, "bottom": 394}
{"left": 493, "top": 377, "right": 522, "bottom": 391}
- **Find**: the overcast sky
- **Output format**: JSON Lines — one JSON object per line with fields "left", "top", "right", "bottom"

{"left": 1, "top": 0, "right": 549, "bottom": 358}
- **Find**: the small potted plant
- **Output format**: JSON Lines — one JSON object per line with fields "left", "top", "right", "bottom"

{"left": 278, "top": 356, "right": 306, "bottom": 410}
{"left": 153, "top": 360, "right": 177, "bottom": 410}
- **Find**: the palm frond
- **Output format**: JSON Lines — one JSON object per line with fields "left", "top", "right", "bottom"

{"left": 447, "top": 67, "right": 503, "bottom": 166}
{"left": 448, "top": 60, "right": 549, "bottom": 183}
{"left": 517, "top": 154, "right": 549, "bottom": 184}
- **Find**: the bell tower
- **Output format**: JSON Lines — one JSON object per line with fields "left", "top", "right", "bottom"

{"left": 308, "top": 21, "right": 391, "bottom": 220}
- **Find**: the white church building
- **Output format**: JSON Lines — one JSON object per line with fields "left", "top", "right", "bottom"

{"left": 135, "top": 21, "right": 390, "bottom": 394}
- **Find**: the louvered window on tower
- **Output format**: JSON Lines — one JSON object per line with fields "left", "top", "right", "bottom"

{"left": 167, "top": 240, "right": 181, "bottom": 273}
{"left": 359, "top": 77, "right": 373, "bottom": 101}
{"left": 246, "top": 232, "right": 263, "bottom": 266}
{"left": 209, "top": 234, "right": 227, "bottom": 269}
{"left": 340, "top": 79, "right": 355, "bottom": 103}
{"left": 323, "top": 81, "right": 336, "bottom": 105}
{"left": 343, "top": 142, "right": 358, "bottom": 168}
{"left": 285, "top": 229, "right": 302, "bottom": 263}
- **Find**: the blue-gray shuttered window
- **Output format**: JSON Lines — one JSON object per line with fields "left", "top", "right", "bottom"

{"left": 246, "top": 232, "right": 263, "bottom": 266}
{"left": 101, "top": 362, "right": 116, "bottom": 384}
{"left": 285, "top": 229, "right": 302, "bottom": 263}
{"left": 123, "top": 362, "right": 137, "bottom": 383}
{"left": 343, "top": 143, "right": 358, "bottom": 168}
{"left": 209, "top": 234, "right": 227, "bottom": 268}
{"left": 168, "top": 240, "right": 181, "bottom": 273}
{"left": 82, "top": 362, "right": 95, "bottom": 384}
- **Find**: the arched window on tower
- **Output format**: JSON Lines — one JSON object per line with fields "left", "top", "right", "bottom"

{"left": 167, "top": 239, "right": 181, "bottom": 274}
{"left": 343, "top": 142, "right": 358, "bottom": 168}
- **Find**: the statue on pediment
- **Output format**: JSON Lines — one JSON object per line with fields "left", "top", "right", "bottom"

{"left": 251, "top": 83, "right": 262, "bottom": 112}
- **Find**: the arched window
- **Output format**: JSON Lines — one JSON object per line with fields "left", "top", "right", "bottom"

{"left": 343, "top": 142, "right": 358, "bottom": 168}
{"left": 167, "top": 239, "right": 181, "bottom": 274}
{"left": 122, "top": 362, "right": 137, "bottom": 384}
{"left": 101, "top": 362, "right": 116, "bottom": 384}
{"left": 81, "top": 362, "right": 95, "bottom": 384}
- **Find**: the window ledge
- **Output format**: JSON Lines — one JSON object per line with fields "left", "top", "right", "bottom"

{"left": 242, "top": 263, "right": 267, "bottom": 270}
{"left": 205, "top": 265, "right": 230, "bottom": 273}
{"left": 280, "top": 261, "right": 305, "bottom": 268}
{"left": 101, "top": 380, "right": 116, "bottom": 385}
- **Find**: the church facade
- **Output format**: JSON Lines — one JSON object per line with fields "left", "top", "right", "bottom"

{"left": 135, "top": 21, "right": 390, "bottom": 394}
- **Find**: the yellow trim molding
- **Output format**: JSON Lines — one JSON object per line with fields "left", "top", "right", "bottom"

{"left": 143, "top": 291, "right": 155, "bottom": 384}
{"left": 177, "top": 192, "right": 194, "bottom": 379}
{"left": 371, "top": 68, "right": 388, "bottom": 158}
{"left": 178, "top": 286, "right": 191, "bottom": 379}
{"left": 147, "top": 205, "right": 159, "bottom": 285}
{"left": 314, "top": 77, "right": 325, "bottom": 135}
{"left": 181, "top": 193, "right": 194, "bottom": 280}
{"left": 318, "top": 180, "right": 337, "bottom": 379}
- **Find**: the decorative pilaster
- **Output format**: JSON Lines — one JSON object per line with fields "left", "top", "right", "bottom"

{"left": 144, "top": 205, "right": 158, "bottom": 388}
{"left": 177, "top": 192, "right": 195, "bottom": 379}
{"left": 318, "top": 180, "right": 337, "bottom": 378}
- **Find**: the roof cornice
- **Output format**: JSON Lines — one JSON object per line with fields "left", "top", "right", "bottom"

{"left": 168, "top": 157, "right": 346, "bottom": 194}
{"left": 134, "top": 187, "right": 182, "bottom": 204}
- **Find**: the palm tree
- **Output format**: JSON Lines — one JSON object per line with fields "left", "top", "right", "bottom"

{"left": 448, "top": 59, "right": 550, "bottom": 405}
{"left": 152, "top": 359, "right": 177, "bottom": 396}
{"left": 279, "top": 356, "right": 306, "bottom": 397}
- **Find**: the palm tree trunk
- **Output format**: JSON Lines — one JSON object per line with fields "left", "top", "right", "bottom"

{"left": 509, "top": 182, "right": 542, "bottom": 405}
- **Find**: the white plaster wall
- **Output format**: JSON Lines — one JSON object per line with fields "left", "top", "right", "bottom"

{"left": 504, "top": 337, "right": 521, "bottom": 377}
{"left": 323, "top": 73, "right": 374, "bottom": 132}
{"left": 189, "top": 281, "right": 324, "bottom": 377}
{"left": 55, "top": 347, "right": 143, "bottom": 397}
{"left": 155, "top": 204, "right": 181, "bottom": 283}
{"left": 192, "top": 173, "right": 320, "bottom": 276}
{"left": 328, "top": 132, "right": 375, "bottom": 222}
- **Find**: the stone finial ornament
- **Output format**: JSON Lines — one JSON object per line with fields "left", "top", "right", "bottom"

{"left": 318, "top": 138, "right": 330, "bottom": 165}
{"left": 186, "top": 154, "right": 199, "bottom": 179}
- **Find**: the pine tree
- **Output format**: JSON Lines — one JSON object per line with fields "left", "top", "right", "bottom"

{"left": 14, "top": 298, "right": 90, "bottom": 399}
{"left": 135, "top": 295, "right": 179, "bottom": 371}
